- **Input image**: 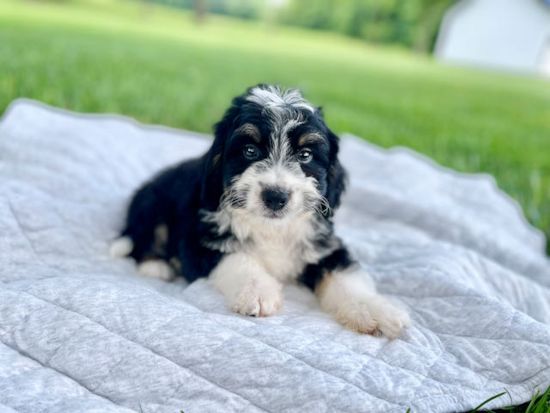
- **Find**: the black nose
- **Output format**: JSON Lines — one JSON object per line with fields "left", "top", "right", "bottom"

{"left": 262, "top": 188, "right": 290, "bottom": 211}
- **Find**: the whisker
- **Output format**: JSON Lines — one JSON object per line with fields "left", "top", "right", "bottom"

{"left": 315, "top": 196, "right": 332, "bottom": 216}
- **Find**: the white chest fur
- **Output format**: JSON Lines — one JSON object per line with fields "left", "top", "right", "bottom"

{"left": 231, "top": 210, "right": 323, "bottom": 282}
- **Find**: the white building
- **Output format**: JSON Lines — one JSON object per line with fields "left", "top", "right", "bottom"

{"left": 435, "top": 0, "right": 550, "bottom": 76}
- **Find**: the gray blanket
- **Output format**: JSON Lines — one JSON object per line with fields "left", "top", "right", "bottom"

{"left": 1, "top": 99, "right": 549, "bottom": 413}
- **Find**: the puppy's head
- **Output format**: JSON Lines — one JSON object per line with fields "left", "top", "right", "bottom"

{"left": 201, "top": 85, "right": 346, "bottom": 223}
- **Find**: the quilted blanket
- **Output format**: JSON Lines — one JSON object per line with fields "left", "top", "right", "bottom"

{"left": 1, "top": 99, "right": 549, "bottom": 413}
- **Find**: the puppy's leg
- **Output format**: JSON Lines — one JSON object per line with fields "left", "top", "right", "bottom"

{"left": 137, "top": 259, "right": 175, "bottom": 281}
{"left": 110, "top": 236, "right": 134, "bottom": 258}
{"left": 113, "top": 184, "right": 167, "bottom": 262}
{"left": 209, "top": 252, "right": 283, "bottom": 317}
{"left": 300, "top": 248, "right": 410, "bottom": 339}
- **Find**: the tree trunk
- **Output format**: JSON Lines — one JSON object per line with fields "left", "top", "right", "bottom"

{"left": 195, "top": 0, "right": 206, "bottom": 23}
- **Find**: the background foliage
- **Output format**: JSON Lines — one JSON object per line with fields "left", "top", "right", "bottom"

{"left": 145, "top": 0, "right": 456, "bottom": 52}
{"left": 148, "top": 0, "right": 266, "bottom": 20}
{"left": 280, "top": 0, "right": 456, "bottom": 52}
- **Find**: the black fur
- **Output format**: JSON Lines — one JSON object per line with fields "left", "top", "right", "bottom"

{"left": 299, "top": 247, "right": 355, "bottom": 291}
{"left": 118, "top": 84, "right": 353, "bottom": 291}
{"left": 122, "top": 157, "right": 223, "bottom": 282}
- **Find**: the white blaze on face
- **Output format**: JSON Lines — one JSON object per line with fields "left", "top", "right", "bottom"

{"left": 234, "top": 156, "right": 319, "bottom": 219}
{"left": 246, "top": 85, "right": 315, "bottom": 115}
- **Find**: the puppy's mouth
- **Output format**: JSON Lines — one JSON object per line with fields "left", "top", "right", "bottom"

{"left": 262, "top": 209, "right": 287, "bottom": 220}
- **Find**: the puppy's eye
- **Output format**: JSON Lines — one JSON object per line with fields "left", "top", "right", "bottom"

{"left": 298, "top": 149, "right": 313, "bottom": 164}
{"left": 243, "top": 144, "right": 260, "bottom": 160}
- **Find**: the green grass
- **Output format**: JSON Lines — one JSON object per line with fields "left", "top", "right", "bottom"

{"left": 470, "top": 386, "right": 550, "bottom": 413}
{"left": 403, "top": 386, "right": 550, "bottom": 412}
{"left": 1, "top": 0, "right": 550, "bottom": 251}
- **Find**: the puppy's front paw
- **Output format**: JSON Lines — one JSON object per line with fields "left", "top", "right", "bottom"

{"left": 209, "top": 252, "right": 284, "bottom": 318}
{"left": 375, "top": 299, "right": 410, "bottom": 339}
{"left": 317, "top": 270, "right": 410, "bottom": 339}
{"left": 137, "top": 260, "right": 175, "bottom": 281}
{"left": 336, "top": 295, "right": 410, "bottom": 339}
{"left": 110, "top": 236, "right": 133, "bottom": 258}
{"left": 231, "top": 276, "right": 283, "bottom": 317}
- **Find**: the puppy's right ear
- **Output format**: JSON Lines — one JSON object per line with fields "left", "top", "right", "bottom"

{"left": 200, "top": 104, "right": 240, "bottom": 211}
{"left": 325, "top": 129, "right": 347, "bottom": 213}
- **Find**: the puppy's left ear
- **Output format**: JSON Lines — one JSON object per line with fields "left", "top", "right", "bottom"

{"left": 200, "top": 137, "right": 224, "bottom": 211}
{"left": 325, "top": 130, "right": 347, "bottom": 213}
{"left": 200, "top": 106, "right": 238, "bottom": 211}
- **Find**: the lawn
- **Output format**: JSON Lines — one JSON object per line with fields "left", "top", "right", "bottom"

{"left": 1, "top": 0, "right": 549, "bottom": 252}
{"left": 1, "top": 1, "right": 550, "bottom": 411}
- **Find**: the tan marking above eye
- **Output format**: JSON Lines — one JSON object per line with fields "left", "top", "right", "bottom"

{"left": 235, "top": 123, "right": 261, "bottom": 142}
{"left": 298, "top": 132, "right": 324, "bottom": 146}
{"left": 212, "top": 153, "right": 221, "bottom": 166}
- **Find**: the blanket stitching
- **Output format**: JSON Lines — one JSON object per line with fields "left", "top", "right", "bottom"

{"left": 178, "top": 290, "right": 411, "bottom": 407}
{"left": 3, "top": 287, "right": 271, "bottom": 413}
{"left": 90, "top": 352, "right": 132, "bottom": 394}
{"left": 51, "top": 201, "right": 90, "bottom": 258}
{"left": 179, "top": 304, "right": 403, "bottom": 408}
{"left": 389, "top": 312, "right": 536, "bottom": 398}
{"left": 322, "top": 351, "right": 383, "bottom": 412}
{"left": 346, "top": 188, "right": 543, "bottom": 276}
{"left": 370, "top": 247, "right": 550, "bottom": 294}
{"left": 6, "top": 199, "right": 45, "bottom": 266}
{"left": 388, "top": 312, "right": 547, "bottom": 413}
{"left": 0, "top": 402, "right": 20, "bottom": 413}
{"left": 1, "top": 177, "right": 114, "bottom": 208}
{"left": 399, "top": 340, "right": 453, "bottom": 407}
{"left": 8, "top": 272, "right": 545, "bottom": 404}
{"left": 145, "top": 293, "right": 397, "bottom": 405}
{"left": 430, "top": 329, "right": 550, "bottom": 348}
{"left": 175, "top": 290, "right": 532, "bottom": 402}
{"left": 155, "top": 372, "right": 254, "bottom": 413}
{"left": 14, "top": 281, "right": 530, "bottom": 413}
{"left": 389, "top": 283, "right": 550, "bottom": 301}
{"left": 0, "top": 336, "right": 136, "bottom": 412}
{"left": 6, "top": 279, "right": 402, "bottom": 410}
{"left": 144, "top": 324, "right": 252, "bottom": 413}
{"left": 231, "top": 300, "right": 549, "bottom": 397}
{"left": 323, "top": 379, "right": 367, "bottom": 412}
{"left": 188, "top": 294, "right": 544, "bottom": 398}
{"left": 141, "top": 294, "right": 400, "bottom": 410}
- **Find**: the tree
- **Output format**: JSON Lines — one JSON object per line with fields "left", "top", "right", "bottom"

{"left": 195, "top": 0, "right": 207, "bottom": 23}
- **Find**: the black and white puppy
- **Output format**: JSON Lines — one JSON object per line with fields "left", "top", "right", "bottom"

{"left": 111, "top": 84, "right": 409, "bottom": 338}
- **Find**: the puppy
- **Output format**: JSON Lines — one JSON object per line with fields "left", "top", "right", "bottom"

{"left": 111, "top": 84, "right": 410, "bottom": 338}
